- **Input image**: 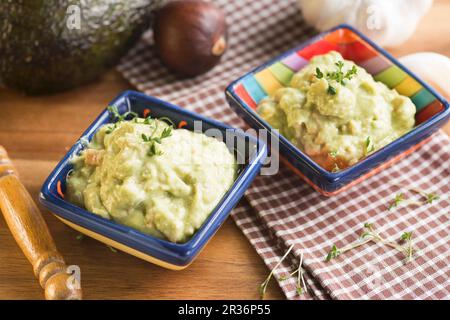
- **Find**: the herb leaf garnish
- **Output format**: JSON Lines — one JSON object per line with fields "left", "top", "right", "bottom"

{"left": 105, "top": 105, "right": 174, "bottom": 156}
{"left": 426, "top": 193, "right": 440, "bottom": 204}
{"left": 365, "top": 136, "right": 375, "bottom": 154}
{"left": 76, "top": 233, "right": 85, "bottom": 241}
{"left": 107, "top": 105, "right": 138, "bottom": 122}
{"left": 315, "top": 61, "right": 358, "bottom": 95}
{"left": 315, "top": 67, "right": 324, "bottom": 79}
{"left": 260, "top": 244, "right": 308, "bottom": 299}
{"left": 388, "top": 187, "right": 440, "bottom": 210}
{"left": 326, "top": 244, "right": 341, "bottom": 261}
{"left": 327, "top": 85, "right": 337, "bottom": 95}
{"left": 400, "top": 231, "right": 414, "bottom": 263}
{"left": 331, "top": 163, "right": 340, "bottom": 173}
{"left": 147, "top": 143, "right": 163, "bottom": 157}
{"left": 158, "top": 116, "right": 176, "bottom": 127}
{"left": 325, "top": 223, "right": 418, "bottom": 264}
{"left": 388, "top": 193, "right": 405, "bottom": 210}
{"left": 141, "top": 123, "right": 173, "bottom": 157}
{"left": 105, "top": 106, "right": 139, "bottom": 134}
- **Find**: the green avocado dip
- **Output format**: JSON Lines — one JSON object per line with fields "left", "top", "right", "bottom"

{"left": 66, "top": 116, "right": 237, "bottom": 243}
{"left": 257, "top": 51, "right": 416, "bottom": 171}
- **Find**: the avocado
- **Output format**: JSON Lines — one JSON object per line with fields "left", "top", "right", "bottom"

{"left": 0, "top": 0, "right": 163, "bottom": 94}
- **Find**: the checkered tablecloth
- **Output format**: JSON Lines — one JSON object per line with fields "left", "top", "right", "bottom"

{"left": 118, "top": 0, "right": 450, "bottom": 300}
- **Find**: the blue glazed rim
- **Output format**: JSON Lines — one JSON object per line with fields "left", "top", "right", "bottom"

{"left": 40, "top": 90, "right": 267, "bottom": 267}
{"left": 225, "top": 24, "right": 450, "bottom": 187}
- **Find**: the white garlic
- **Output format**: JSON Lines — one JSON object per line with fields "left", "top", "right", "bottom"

{"left": 399, "top": 52, "right": 450, "bottom": 100}
{"left": 298, "top": 0, "right": 433, "bottom": 47}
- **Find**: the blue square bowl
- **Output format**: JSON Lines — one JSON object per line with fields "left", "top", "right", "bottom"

{"left": 225, "top": 24, "right": 450, "bottom": 196}
{"left": 39, "top": 90, "right": 267, "bottom": 269}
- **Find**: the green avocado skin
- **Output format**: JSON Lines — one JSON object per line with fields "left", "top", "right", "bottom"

{"left": 0, "top": 0, "right": 162, "bottom": 94}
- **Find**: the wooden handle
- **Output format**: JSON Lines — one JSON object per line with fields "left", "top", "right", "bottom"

{"left": 0, "top": 146, "right": 82, "bottom": 300}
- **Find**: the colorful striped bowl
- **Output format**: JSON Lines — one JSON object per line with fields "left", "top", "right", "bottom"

{"left": 225, "top": 24, "right": 450, "bottom": 196}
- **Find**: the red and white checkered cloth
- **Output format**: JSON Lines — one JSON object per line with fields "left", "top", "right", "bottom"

{"left": 118, "top": 0, "right": 450, "bottom": 300}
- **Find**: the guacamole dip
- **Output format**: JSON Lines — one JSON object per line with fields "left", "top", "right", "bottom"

{"left": 257, "top": 51, "right": 416, "bottom": 171}
{"left": 66, "top": 117, "right": 237, "bottom": 243}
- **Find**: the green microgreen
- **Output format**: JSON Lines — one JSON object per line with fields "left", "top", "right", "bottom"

{"left": 332, "top": 163, "right": 340, "bottom": 173}
{"left": 277, "top": 275, "right": 290, "bottom": 281}
{"left": 327, "top": 85, "right": 337, "bottom": 95}
{"left": 107, "top": 245, "right": 117, "bottom": 253}
{"left": 278, "top": 252, "right": 309, "bottom": 296}
{"left": 143, "top": 116, "right": 155, "bottom": 125}
{"left": 147, "top": 143, "right": 163, "bottom": 157}
{"left": 315, "top": 61, "right": 358, "bottom": 95}
{"left": 325, "top": 223, "right": 418, "bottom": 264}
{"left": 296, "top": 252, "right": 307, "bottom": 296}
{"left": 388, "top": 186, "right": 440, "bottom": 211}
{"left": 326, "top": 244, "right": 345, "bottom": 262}
{"left": 105, "top": 105, "right": 138, "bottom": 134}
{"left": 400, "top": 231, "right": 412, "bottom": 241}
{"left": 329, "top": 151, "right": 340, "bottom": 173}
{"left": 426, "top": 193, "right": 440, "bottom": 204}
{"left": 161, "top": 126, "right": 173, "bottom": 139}
{"left": 107, "top": 105, "right": 138, "bottom": 122}
{"left": 315, "top": 67, "right": 324, "bottom": 79}
{"left": 400, "top": 232, "right": 414, "bottom": 263}
{"left": 260, "top": 245, "right": 307, "bottom": 298}
{"left": 141, "top": 121, "right": 173, "bottom": 157}
{"left": 141, "top": 133, "right": 151, "bottom": 142}
{"left": 158, "top": 116, "right": 175, "bottom": 127}
{"left": 107, "top": 105, "right": 121, "bottom": 121}
{"left": 365, "top": 136, "right": 375, "bottom": 154}
{"left": 260, "top": 244, "right": 294, "bottom": 299}
{"left": 388, "top": 193, "right": 405, "bottom": 210}
{"left": 76, "top": 233, "right": 85, "bottom": 241}
{"left": 409, "top": 188, "right": 440, "bottom": 205}
{"left": 104, "top": 106, "right": 175, "bottom": 155}
{"left": 105, "top": 125, "right": 115, "bottom": 134}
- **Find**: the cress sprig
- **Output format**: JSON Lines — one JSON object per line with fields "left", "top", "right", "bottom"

{"left": 105, "top": 105, "right": 174, "bottom": 156}
{"left": 105, "top": 105, "right": 139, "bottom": 133}
{"left": 142, "top": 125, "right": 173, "bottom": 157}
{"left": 325, "top": 223, "right": 418, "bottom": 265}
{"left": 260, "top": 244, "right": 307, "bottom": 299}
{"left": 388, "top": 187, "right": 440, "bottom": 210}
{"left": 365, "top": 136, "right": 375, "bottom": 154}
{"left": 315, "top": 61, "right": 358, "bottom": 95}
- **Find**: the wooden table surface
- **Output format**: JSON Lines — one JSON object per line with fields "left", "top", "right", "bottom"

{"left": 1, "top": 1, "right": 449, "bottom": 300}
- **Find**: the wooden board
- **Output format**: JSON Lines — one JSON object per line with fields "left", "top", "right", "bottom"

{"left": 0, "top": 1, "right": 449, "bottom": 299}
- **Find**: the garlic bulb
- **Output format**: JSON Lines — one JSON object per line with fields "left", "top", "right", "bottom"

{"left": 298, "top": 0, "right": 433, "bottom": 47}
{"left": 399, "top": 52, "right": 450, "bottom": 100}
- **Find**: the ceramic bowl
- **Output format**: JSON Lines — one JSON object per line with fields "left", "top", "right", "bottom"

{"left": 225, "top": 24, "right": 450, "bottom": 196}
{"left": 40, "top": 90, "right": 267, "bottom": 269}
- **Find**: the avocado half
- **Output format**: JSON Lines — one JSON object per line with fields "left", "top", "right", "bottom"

{"left": 0, "top": 0, "right": 162, "bottom": 94}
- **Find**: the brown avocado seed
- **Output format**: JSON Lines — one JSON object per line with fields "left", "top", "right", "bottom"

{"left": 153, "top": 0, "right": 228, "bottom": 77}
